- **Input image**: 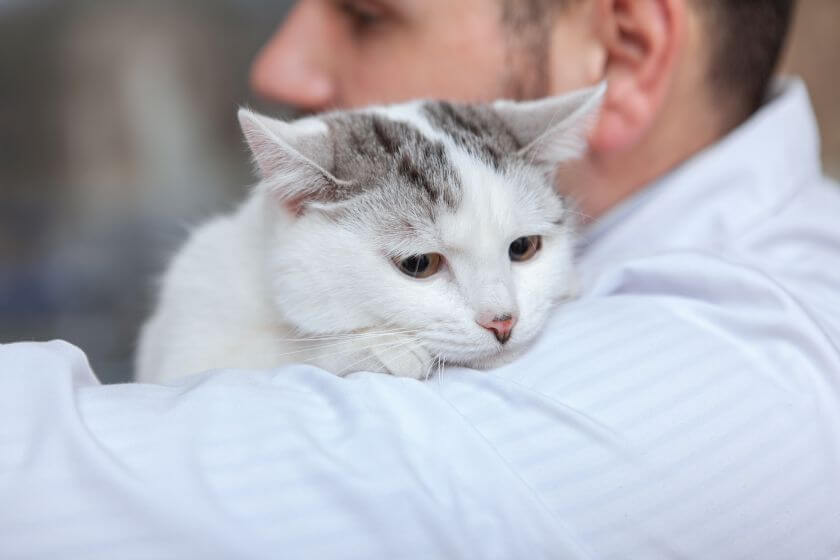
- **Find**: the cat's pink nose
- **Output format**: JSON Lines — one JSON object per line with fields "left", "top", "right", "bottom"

{"left": 477, "top": 313, "right": 517, "bottom": 345}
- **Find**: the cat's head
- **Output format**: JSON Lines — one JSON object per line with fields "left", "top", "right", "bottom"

{"left": 239, "top": 84, "right": 603, "bottom": 371}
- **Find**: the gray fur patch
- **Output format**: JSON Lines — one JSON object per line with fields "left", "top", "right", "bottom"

{"left": 324, "top": 113, "right": 462, "bottom": 213}
{"left": 422, "top": 101, "right": 522, "bottom": 169}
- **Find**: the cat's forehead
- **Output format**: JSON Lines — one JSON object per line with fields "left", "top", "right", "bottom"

{"left": 420, "top": 100, "right": 523, "bottom": 170}
{"left": 322, "top": 99, "right": 530, "bottom": 209}
{"left": 324, "top": 110, "right": 462, "bottom": 211}
{"left": 325, "top": 99, "right": 523, "bottom": 167}
{"left": 320, "top": 101, "right": 558, "bottom": 243}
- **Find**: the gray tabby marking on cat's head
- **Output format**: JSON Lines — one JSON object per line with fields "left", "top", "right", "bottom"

{"left": 422, "top": 101, "right": 523, "bottom": 170}
{"left": 238, "top": 81, "right": 606, "bottom": 229}
{"left": 325, "top": 113, "right": 462, "bottom": 212}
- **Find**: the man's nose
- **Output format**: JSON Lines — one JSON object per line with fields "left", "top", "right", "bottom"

{"left": 249, "top": 1, "right": 336, "bottom": 112}
{"left": 476, "top": 313, "right": 518, "bottom": 345}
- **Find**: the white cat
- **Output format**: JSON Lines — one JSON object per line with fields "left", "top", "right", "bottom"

{"left": 136, "top": 84, "right": 604, "bottom": 383}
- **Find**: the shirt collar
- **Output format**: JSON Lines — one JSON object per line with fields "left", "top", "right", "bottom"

{"left": 577, "top": 78, "right": 823, "bottom": 282}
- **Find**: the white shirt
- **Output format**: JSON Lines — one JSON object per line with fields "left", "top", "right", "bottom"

{"left": 2, "top": 79, "right": 839, "bottom": 560}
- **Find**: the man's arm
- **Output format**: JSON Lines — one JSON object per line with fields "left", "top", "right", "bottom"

{"left": 2, "top": 287, "right": 840, "bottom": 559}
{"left": 0, "top": 340, "right": 585, "bottom": 559}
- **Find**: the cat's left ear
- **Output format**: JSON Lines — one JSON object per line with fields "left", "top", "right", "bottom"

{"left": 238, "top": 109, "right": 349, "bottom": 214}
{"left": 492, "top": 81, "right": 606, "bottom": 169}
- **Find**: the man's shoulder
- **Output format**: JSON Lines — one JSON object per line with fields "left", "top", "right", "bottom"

{"left": 729, "top": 172, "right": 840, "bottom": 328}
{"left": 571, "top": 170, "right": 840, "bottom": 386}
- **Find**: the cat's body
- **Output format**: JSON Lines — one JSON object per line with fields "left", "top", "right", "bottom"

{"left": 136, "top": 85, "right": 603, "bottom": 383}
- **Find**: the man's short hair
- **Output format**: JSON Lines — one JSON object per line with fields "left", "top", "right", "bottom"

{"left": 697, "top": 0, "right": 797, "bottom": 116}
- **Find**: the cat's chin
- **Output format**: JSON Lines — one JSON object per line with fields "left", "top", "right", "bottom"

{"left": 446, "top": 344, "right": 529, "bottom": 371}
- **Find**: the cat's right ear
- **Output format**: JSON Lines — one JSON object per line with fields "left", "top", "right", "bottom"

{"left": 238, "top": 109, "right": 348, "bottom": 214}
{"left": 491, "top": 82, "right": 606, "bottom": 169}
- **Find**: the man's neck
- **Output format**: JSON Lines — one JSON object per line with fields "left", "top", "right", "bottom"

{"left": 571, "top": 86, "right": 737, "bottom": 221}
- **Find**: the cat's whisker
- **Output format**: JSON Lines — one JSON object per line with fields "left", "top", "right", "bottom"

{"left": 275, "top": 328, "right": 422, "bottom": 343}
{"left": 288, "top": 326, "right": 423, "bottom": 338}
{"left": 424, "top": 354, "right": 437, "bottom": 382}
{"left": 322, "top": 338, "right": 420, "bottom": 377}
{"left": 277, "top": 334, "right": 417, "bottom": 345}
{"left": 365, "top": 338, "right": 428, "bottom": 378}
{"left": 336, "top": 338, "right": 418, "bottom": 376}
{"left": 417, "top": 333, "right": 470, "bottom": 349}
{"left": 259, "top": 333, "right": 420, "bottom": 362}
{"left": 336, "top": 348, "right": 389, "bottom": 377}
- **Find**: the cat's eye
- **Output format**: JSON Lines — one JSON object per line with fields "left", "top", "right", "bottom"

{"left": 395, "top": 253, "right": 442, "bottom": 279}
{"left": 509, "top": 236, "right": 542, "bottom": 262}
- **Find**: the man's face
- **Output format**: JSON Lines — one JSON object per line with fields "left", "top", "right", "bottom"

{"left": 251, "top": 0, "right": 588, "bottom": 112}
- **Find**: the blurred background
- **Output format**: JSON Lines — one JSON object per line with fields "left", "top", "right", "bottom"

{"left": 1, "top": 0, "right": 838, "bottom": 383}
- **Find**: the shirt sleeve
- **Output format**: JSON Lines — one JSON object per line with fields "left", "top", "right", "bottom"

{"left": 2, "top": 266, "right": 840, "bottom": 560}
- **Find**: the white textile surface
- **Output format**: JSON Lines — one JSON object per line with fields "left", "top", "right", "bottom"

{"left": 1, "top": 79, "right": 840, "bottom": 559}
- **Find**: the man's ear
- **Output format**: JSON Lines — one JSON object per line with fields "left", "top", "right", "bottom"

{"left": 492, "top": 82, "right": 606, "bottom": 169}
{"left": 588, "top": 0, "right": 686, "bottom": 153}
{"left": 238, "top": 109, "right": 351, "bottom": 214}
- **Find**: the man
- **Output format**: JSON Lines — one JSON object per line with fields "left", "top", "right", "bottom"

{"left": 2, "top": 1, "right": 839, "bottom": 558}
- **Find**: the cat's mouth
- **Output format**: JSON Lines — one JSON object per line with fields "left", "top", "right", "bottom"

{"left": 343, "top": 323, "right": 532, "bottom": 375}
{"left": 424, "top": 335, "right": 528, "bottom": 371}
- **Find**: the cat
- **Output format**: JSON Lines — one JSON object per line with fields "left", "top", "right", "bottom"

{"left": 135, "top": 83, "right": 604, "bottom": 383}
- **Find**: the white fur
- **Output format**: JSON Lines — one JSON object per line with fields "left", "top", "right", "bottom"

{"left": 136, "top": 86, "right": 603, "bottom": 383}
